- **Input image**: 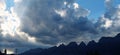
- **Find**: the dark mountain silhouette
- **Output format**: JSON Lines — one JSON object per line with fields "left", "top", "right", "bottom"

{"left": 19, "top": 33, "right": 120, "bottom": 55}
{"left": 19, "top": 48, "right": 43, "bottom": 55}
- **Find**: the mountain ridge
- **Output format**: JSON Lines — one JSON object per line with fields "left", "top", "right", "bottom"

{"left": 19, "top": 33, "right": 120, "bottom": 55}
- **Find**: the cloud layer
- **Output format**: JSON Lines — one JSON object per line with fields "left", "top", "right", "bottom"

{"left": 14, "top": 0, "right": 92, "bottom": 45}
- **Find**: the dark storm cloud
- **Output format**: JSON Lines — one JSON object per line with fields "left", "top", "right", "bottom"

{"left": 13, "top": 0, "right": 98, "bottom": 45}
{"left": 13, "top": 0, "right": 120, "bottom": 46}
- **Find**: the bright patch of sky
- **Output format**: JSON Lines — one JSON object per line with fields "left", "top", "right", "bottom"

{"left": 76, "top": 0, "right": 120, "bottom": 20}
{"left": 5, "top": 0, "right": 14, "bottom": 11}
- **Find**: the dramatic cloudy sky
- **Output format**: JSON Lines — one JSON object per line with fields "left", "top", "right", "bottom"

{"left": 0, "top": 0, "right": 120, "bottom": 54}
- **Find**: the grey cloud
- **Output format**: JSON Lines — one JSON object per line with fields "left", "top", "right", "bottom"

{"left": 13, "top": 0, "right": 95, "bottom": 45}
{"left": 105, "top": 0, "right": 113, "bottom": 10}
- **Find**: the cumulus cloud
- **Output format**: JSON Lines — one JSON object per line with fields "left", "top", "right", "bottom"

{"left": 13, "top": 0, "right": 94, "bottom": 45}
{"left": 12, "top": 0, "right": 120, "bottom": 46}
{"left": 95, "top": 0, "right": 120, "bottom": 37}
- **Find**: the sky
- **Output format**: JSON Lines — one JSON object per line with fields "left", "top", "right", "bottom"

{"left": 0, "top": 0, "right": 120, "bottom": 54}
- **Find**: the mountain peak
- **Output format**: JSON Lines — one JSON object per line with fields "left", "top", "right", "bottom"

{"left": 67, "top": 42, "right": 78, "bottom": 47}
{"left": 115, "top": 33, "right": 120, "bottom": 37}
{"left": 87, "top": 40, "right": 96, "bottom": 46}
{"left": 79, "top": 41, "right": 86, "bottom": 47}
{"left": 59, "top": 43, "right": 65, "bottom": 47}
{"left": 88, "top": 40, "right": 96, "bottom": 44}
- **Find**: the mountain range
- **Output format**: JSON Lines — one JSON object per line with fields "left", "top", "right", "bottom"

{"left": 19, "top": 33, "right": 120, "bottom": 55}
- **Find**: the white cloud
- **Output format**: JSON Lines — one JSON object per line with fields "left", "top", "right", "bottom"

{"left": 0, "top": 8, "right": 20, "bottom": 36}
{"left": 105, "top": 0, "right": 111, "bottom": 2}
{"left": 14, "top": 0, "right": 22, "bottom": 3}
{"left": 101, "top": 16, "right": 113, "bottom": 29}
{"left": 55, "top": 9, "right": 66, "bottom": 17}
{"left": 64, "top": 1, "right": 67, "bottom": 5}
{"left": 0, "top": 0, "right": 17, "bottom": 36}
{"left": 104, "top": 19, "right": 112, "bottom": 29}
{"left": 73, "top": 3, "right": 79, "bottom": 9}
{"left": 0, "top": 0, "right": 6, "bottom": 10}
